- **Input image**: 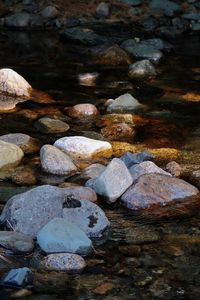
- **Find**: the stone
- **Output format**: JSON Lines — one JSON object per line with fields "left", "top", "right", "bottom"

{"left": 0, "top": 185, "right": 64, "bottom": 237}
{"left": 63, "top": 199, "right": 110, "bottom": 238}
{"left": 141, "top": 38, "right": 172, "bottom": 51}
{"left": 5, "top": 12, "right": 31, "bottom": 28}
{"left": 186, "top": 169, "right": 200, "bottom": 189}
{"left": 128, "top": 59, "right": 156, "bottom": 79}
{"left": 0, "top": 141, "right": 24, "bottom": 171}
{"left": 120, "top": 151, "right": 154, "bottom": 168}
{"left": 80, "top": 163, "right": 106, "bottom": 180}
{"left": 120, "top": 0, "right": 142, "bottom": 5}
{"left": 0, "top": 133, "right": 40, "bottom": 154}
{"left": 0, "top": 267, "right": 32, "bottom": 288}
{"left": 0, "top": 231, "right": 34, "bottom": 253}
{"left": 129, "top": 161, "right": 171, "bottom": 182}
{"left": 92, "top": 45, "right": 132, "bottom": 65}
{"left": 0, "top": 68, "right": 31, "bottom": 97}
{"left": 35, "top": 117, "right": 69, "bottom": 134}
{"left": 40, "top": 253, "right": 86, "bottom": 272}
{"left": 10, "top": 166, "right": 37, "bottom": 186}
{"left": 101, "top": 123, "right": 135, "bottom": 142}
{"left": 107, "top": 93, "right": 144, "bottom": 113}
{"left": 165, "top": 161, "right": 181, "bottom": 177}
{"left": 41, "top": 6, "right": 58, "bottom": 19}
{"left": 67, "top": 103, "right": 99, "bottom": 119}
{"left": 121, "top": 173, "right": 199, "bottom": 215}
{"left": 149, "top": 0, "right": 180, "bottom": 16}
{"left": 54, "top": 136, "right": 112, "bottom": 161}
{"left": 88, "top": 158, "right": 133, "bottom": 203}
{"left": 78, "top": 72, "right": 99, "bottom": 86}
{"left": 37, "top": 217, "right": 92, "bottom": 255}
{"left": 96, "top": 2, "right": 110, "bottom": 18}
{"left": 40, "top": 144, "right": 77, "bottom": 176}
{"left": 182, "top": 12, "right": 200, "bottom": 20}
{"left": 61, "top": 186, "right": 98, "bottom": 203}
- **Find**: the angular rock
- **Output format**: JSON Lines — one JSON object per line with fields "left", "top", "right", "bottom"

{"left": 0, "top": 68, "right": 31, "bottom": 97}
{"left": 40, "top": 253, "right": 86, "bottom": 272}
{"left": 0, "top": 231, "right": 34, "bottom": 253}
{"left": 40, "top": 144, "right": 77, "bottom": 176}
{"left": 120, "top": 151, "right": 154, "bottom": 168}
{"left": 107, "top": 93, "right": 144, "bottom": 113}
{"left": 63, "top": 199, "right": 110, "bottom": 238}
{"left": 80, "top": 163, "right": 106, "bottom": 180}
{"left": 37, "top": 217, "right": 92, "bottom": 255}
{"left": 5, "top": 12, "right": 31, "bottom": 28}
{"left": 35, "top": 117, "right": 69, "bottom": 134}
{"left": 0, "top": 141, "right": 24, "bottom": 171}
{"left": 67, "top": 103, "right": 99, "bottom": 119}
{"left": 0, "top": 185, "right": 64, "bottom": 237}
{"left": 54, "top": 136, "right": 112, "bottom": 161}
{"left": 128, "top": 59, "right": 156, "bottom": 79}
{"left": 0, "top": 267, "right": 32, "bottom": 288}
{"left": 89, "top": 158, "right": 133, "bottom": 203}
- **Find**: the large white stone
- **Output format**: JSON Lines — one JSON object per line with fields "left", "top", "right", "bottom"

{"left": 0, "top": 141, "right": 24, "bottom": 171}
{"left": 0, "top": 68, "right": 31, "bottom": 97}
{"left": 54, "top": 136, "right": 112, "bottom": 160}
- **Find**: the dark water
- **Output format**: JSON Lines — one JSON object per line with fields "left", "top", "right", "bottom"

{"left": 0, "top": 28, "right": 200, "bottom": 299}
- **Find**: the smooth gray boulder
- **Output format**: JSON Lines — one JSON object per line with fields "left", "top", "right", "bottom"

{"left": 0, "top": 185, "right": 64, "bottom": 237}
{"left": 0, "top": 141, "right": 24, "bottom": 171}
{"left": 88, "top": 158, "right": 133, "bottom": 203}
{"left": 128, "top": 59, "right": 156, "bottom": 79}
{"left": 107, "top": 93, "right": 144, "bottom": 113}
{"left": 37, "top": 217, "right": 92, "bottom": 255}
{"left": 63, "top": 199, "right": 110, "bottom": 238}
{"left": 0, "top": 231, "right": 34, "bottom": 253}
{"left": 40, "top": 144, "right": 77, "bottom": 176}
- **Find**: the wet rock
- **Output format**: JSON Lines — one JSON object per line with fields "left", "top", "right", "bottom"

{"left": 78, "top": 72, "right": 99, "bottom": 86}
{"left": 182, "top": 12, "right": 200, "bottom": 20}
{"left": 123, "top": 226, "right": 160, "bottom": 244}
{"left": 0, "top": 186, "right": 29, "bottom": 203}
{"left": 128, "top": 59, "right": 156, "bottom": 79}
{"left": 5, "top": 12, "right": 31, "bottom": 28}
{"left": 0, "top": 141, "right": 24, "bottom": 171}
{"left": 10, "top": 166, "right": 37, "bottom": 186}
{"left": 191, "top": 23, "right": 200, "bottom": 31}
{"left": 128, "top": 7, "right": 142, "bottom": 16}
{"left": 0, "top": 185, "right": 64, "bottom": 237}
{"left": 142, "top": 16, "right": 159, "bottom": 32}
{"left": 92, "top": 45, "right": 132, "bottom": 65}
{"left": 165, "top": 161, "right": 181, "bottom": 177}
{"left": 35, "top": 117, "right": 69, "bottom": 134}
{"left": 121, "top": 173, "right": 199, "bottom": 216}
{"left": 0, "top": 231, "right": 34, "bottom": 253}
{"left": 67, "top": 103, "right": 99, "bottom": 119}
{"left": 120, "top": 0, "right": 143, "bottom": 5}
{"left": 101, "top": 123, "right": 135, "bottom": 142}
{"left": 40, "top": 253, "right": 86, "bottom": 273}
{"left": 0, "top": 68, "right": 31, "bottom": 98}
{"left": 107, "top": 93, "right": 144, "bottom": 113}
{"left": 63, "top": 199, "right": 110, "bottom": 238}
{"left": 149, "top": 0, "right": 180, "bottom": 16}
{"left": 87, "top": 158, "right": 133, "bottom": 203}
{"left": 37, "top": 217, "right": 92, "bottom": 255}
{"left": 186, "top": 169, "right": 200, "bottom": 189}
{"left": 93, "top": 282, "right": 114, "bottom": 295}
{"left": 61, "top": 186, "right": 98, "bottom": 203}
{"left": 80, "top": 163, "right": 106, "bottom": 180}
{"left": 40, "top": 144, "right": 77, "bottom": 176}
{"left": 120, "top": 151, "right": 154, "bottom": 168}
{"left": 0, "top": 267, "right": 33, "bottom": 288}
{"left": 97, "top": 114, "right": 135, "bottom": 127}
{"left": 54, "top": 136, "right": 112, "bottom": 161}
{"left": 129, "top": 161, "right": 171, "bottom": 182}
{"left": 41, "top": 6, "right": 58, "bottom": 19}
{"left": 0, "top": 133, "right": 40, "bottom": 154}
{"left": 118, "top": 245, "right": 141, "bottom": 256}
{"left": 141, "top": 38, "right": 172, "bottom": 51}
{"left": 96, "top": 2, "right": 110, "bottom": 18}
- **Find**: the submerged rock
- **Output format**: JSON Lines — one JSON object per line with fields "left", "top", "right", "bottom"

{"left": 35, "top": 117, "right": 70, "bottom": 134}
{"left": 0, "top": 267, "right": 33, "bottom": 288}
{"left": 149, "top": 0, "right": 180, "bottom": 16}
{"left": 41, "top": 6, "right": 58, "bottom": 19}
{"left": 0, "top": 231, "right": 34, "bottom": 253}
{"left": 92, "top": 45, "right": 132, "bottom": 65}
{"left": 101, "top": 122, "right": 135, "bottom": 142}
{"left": 0, "top": 141, "right": 24, "bottom": 171}
{"left": 107, "top": 93, "right": 144, "bottom": 113}
{"left": 5, "top": 12, "right": 31, "bottom": 28}
{"left": 37, "top": 217, "right": 92, "bottom": 255}
{"left": 128, "top": 59, "right": 156, "bottom": 79}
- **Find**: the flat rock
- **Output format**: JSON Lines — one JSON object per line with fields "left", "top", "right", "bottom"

{"left": 0, "top": 141, "right": 24, "bottom": 171}
{"left": 54, "top": 136, "right": 112, "bottom": 161}
{"left": 63, "top": 199, "right": 110, "bottom": 238}
{"left": 89, "top": 158, "right": 133, "bottom": 203}
{"left": 0, "top": 231, "right": 34, "bottom": 253}
{"left": 0, "top": 185, "right": 64, "bottom": 237}
{"left": 0, "top": 267, "right": 32, "bottom": 288}
{"left": 107, "top": 93, "right": 144, "bottom": 113}
{"left": 40, "top": 144, "right": 78, "bottom": 176}
{"left": 128, "top": 59, "right": 156, "bottom": 79}
{"left": 35, "top": 117, "right": 69, "bottom": 134}
{"left": 37, "top": 217, "right": 92, "bottom": 255}
{"left": 40, "top": 253, "right": 86, "bottom": 272}
{"left": 0, "top": 68, "right": 31, "bottom": 98}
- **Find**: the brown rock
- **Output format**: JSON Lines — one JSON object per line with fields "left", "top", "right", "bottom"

{"left": 93, "top": 45, "right": 132, "bottom": 65}
{"left": 165, "top": 161, "right": 181, "bottom": 177}
{"left": 118, "top": 245, "right": 141, "bottom": 257}
{"left": 101, "top": 123, "right": 135, "bottom": 142}
{"left": 10, "top": 166, "right": 37, "bottom": 186}
{"left": 93, "top": 282, "right": 114, "bottom": 295}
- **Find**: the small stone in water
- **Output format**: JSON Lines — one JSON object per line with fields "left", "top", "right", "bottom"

{"left": 0, "top": 267, "right": 33, "bottom": 288}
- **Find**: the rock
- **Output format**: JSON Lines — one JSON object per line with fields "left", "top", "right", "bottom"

{"left": 0, "top": 267, "right": 32, "bottom": 288}
{"left": 149, "top": 0, "right": 180, "bottom": 16}
{"left": 40, "top": 253, "right": 86, "bottom": 272}
{"left": 128, "top": 59, "right": 156, "bottom": 79}
{"left": 182, "top": 12, "right": 200, "bottom": 20}
{"left": 0, "top": 141, "right": 24, "bottom": 171}
{"left": 124, "top": 226, "right": 160, "bottom": 244}
{"left": 41, "top": 6, "right": 58, "bottom": 19}
{"left": 120, "top": 151, "right": 154, "bottom": 168}
{"left": 0, "top": 133, "right": 40, "bottom": 154}
{"left": 107, "top": 93, "right": 144, "bottom": 113}
{"left": 92, "top": 45, "right": 132, "bottom": 65}
{"left": 141, "top": 38, "right": 172, "bottom": 51}
{"left": 120, "top": 0, "right": 142, "bottom": 5}
{"left": 78, "top": 72, "right": 99, "bottom": 86}
{"left": 61, "top": 186, "right": 98, "bottom": 203}
{"left": 101, "top": 123, "right": 135, "bottom": 142}
{"left": 80, "top": 163, "right": 106, "bottom": 180}
{"left": 37, "top": 217, "right": 92, "bottom": 255}
{"left": 96, "top": 2, "right": 110, "bottom": 18}
{"left": 129, "top": 161, "right": 171, "bottom": 182}
{"left": 63, "top": 199, "right": 110, "bottom": 238}
{"left": 0, "top": 231, "right": 34, "bottom": 253}
{"left": 142, "top": 16, "right": 159, "bottom": 32}
{"left": 97, "top": 114, "right": 135, "bottom": 127}
{"left": 165, "top": 161, "right": 181, "bottom": 177}
{"left": 5, "top": 12, "right": 31, "bottom": 28}
{"left": 54, "top": 136, "right": 112, "bottom": 161}
{"left": 40, "top": 144, "right": 77, "bottom": 176}
{"left": 0, "top": 68, "right": 31, "bottom": 98}
{"left": 118, "top": 245, "right": 141, "bottom": 257}
{"left": 35, "top": 117, "right": 69, "bottom": 134}
{"left": 0, "top": 185, "right": 64, "bottom": 237}
{"left": 121, "top": 39, "right": 163, "bottom": 63}
{"left": 67, "top": 103, "right": 99, "bottom": 119}
{"left": 185, "top": 169, "right": 200, "bottom": 189}
{"left": 87, "top": 158, "right": 133, "bottom": 203}
{"left": 10, "top": 166, "right": 37, "bottom": 186}
{"left": 93, "top": 282, "right": 114, "bottom": 295}
{"left": 121, "top": 173, "right": 199, "bottom": 217}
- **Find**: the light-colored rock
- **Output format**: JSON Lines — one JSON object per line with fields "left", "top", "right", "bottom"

{"left": 165, "top": 161, "right": 181, "bottom": 177}
{"left": 62, "top": 186, "right": 98, "bottom": 203}
{"left": 37, "top": 217, "right": 92, "bottom": 255}
{"left": 40, "top": 253, "right": 86, "bottom": 272}
{"left": 96, "top": 2, "right": 110, "bottom": 18}
{"left": 1, "top": 267, "right": 33, "bottom": 288}
{"left": 67, "top": 103, "right": 99, "bottom": 119}
{"left": 40, "top": 144, "right": 77, "bottom": 176}
{"left": 54, "top": 136, "right": 112, "bottom": 160}
{"left": 81, "top": 163, "right": 106, "bottom": 180}
{"left": 41, "top": 6, "right": 58, "bottom": 19}
{"left": 107, "top": 93, "right": 144, "bottom": 113}
{"left": 0, "top": 231, "right": 34, "bottom": 253}
{"left": 0, "top": 68, "right": 31, "bottom": 97}
{"left": 128, "top": 59, "right": 156, "bottom": 79}
{"left": 0, "top": 141, "right": 24, "bottom": 171}
{"left": 35, "top": 117, "right": 69, "bottom": 134}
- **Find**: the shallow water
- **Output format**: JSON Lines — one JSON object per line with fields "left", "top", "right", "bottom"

{"left": 0, "top": 28, "right": 200, "bottom": 299}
